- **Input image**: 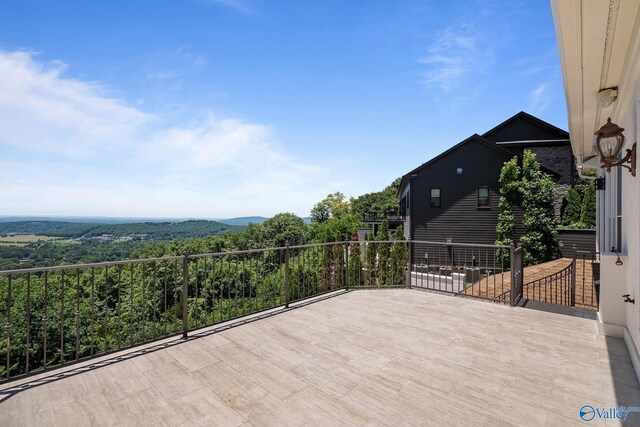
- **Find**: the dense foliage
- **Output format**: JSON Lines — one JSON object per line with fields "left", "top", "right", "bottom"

{"left": 495, "top": 156, "right": 520, "bottom": 263}
{"left": 496, "top": 150, "right": 559, "bottom": 265}
{"left": 561, "top": 188, "right": 582, "bottom": 226}
{"left": 560, "top": 179, "right": 596, "bottom": 229}
{"left": 309, "top": 193, "right": 362, "bottom": 242}
{"left": 350, "top": 178, "right": 401, "bottom": 219}
{"left": 520, "top": 150, "right": 559, "bottom": 265}
{"left": 580, "top": 182, "right": 596, "bottom": 228}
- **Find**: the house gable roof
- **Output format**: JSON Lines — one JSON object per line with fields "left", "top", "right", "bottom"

{"left": 482, "top": 111, "right": 569, "bottom": 143}
{"left": 398, "top": 131, "right": 562, "bottom": 196}
{"left": 398, "top": 134, "right": 517, "bottom": 195}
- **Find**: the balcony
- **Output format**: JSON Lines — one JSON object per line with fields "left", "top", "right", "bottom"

{"left": 0, "top": 242, "right": 638, "bottom": 425}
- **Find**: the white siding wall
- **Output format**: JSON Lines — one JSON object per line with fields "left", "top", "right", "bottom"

{"left": 620, "top": 82, "right": 640, "bottom": 362}
{"left": 599, "top": 78, "right": 640, "bottom": 376}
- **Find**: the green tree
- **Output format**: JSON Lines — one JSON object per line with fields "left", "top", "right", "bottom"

{"left": 580, "top": 182, "right": 596, "bottom": 228}
{"left": 364, "top": 232, "right": 377, "bottom": 285}
{"left": 310, "top": 192, "right": 361, "bottom": 242}
{"left": 311, "top": 192, "right": 350, "bottom": 223}
{"left": 496, "top": 151, "right": 559, "bottom": 265}
{"left": 562, "top": 188, "right": 582, "bottom": 226}
{"left": 520, "top": 150, "right": 559, "bottom": 265}
{"left": 390, "top": 226, "right": 409, "bottom": 286}
{"left": 260, "top": 213, "right": 308, "bottom": 247}
{"left": 376, "top": 220, "right": 390, "bottom": 283}
{"left": 351, "top": 178, "right": 401, "bottom": 219}
{"left": 347, "top": 228, "right": 363, "bottom": 286}
{"left": 495, "top": 156, "right": 520, "bottom": 263}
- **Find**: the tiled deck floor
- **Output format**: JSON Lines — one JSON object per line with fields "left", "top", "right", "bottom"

{"left": 0, "top": 289, "right": 638, "bottom": 426}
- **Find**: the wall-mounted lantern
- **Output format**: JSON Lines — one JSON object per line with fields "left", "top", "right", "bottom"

{"left": 593, "top": 118, "right": 636, "bottom": 177}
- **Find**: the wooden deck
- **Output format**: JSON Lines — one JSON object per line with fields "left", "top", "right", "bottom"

{"left": 459, "top": 258, "right": 599, "bottom": 310}
{"left": 1, "top": 289, "right": 637, "bottom": 426}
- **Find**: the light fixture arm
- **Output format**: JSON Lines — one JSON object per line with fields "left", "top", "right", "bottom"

{"left": 607, "top": 142, "right": 636, "bottom": 176}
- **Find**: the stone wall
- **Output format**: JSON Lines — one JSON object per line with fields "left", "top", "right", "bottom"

{"left": 527, "top": 145, "right": 574, "bottom": 221}
{"left": 528, "top": 145, "right": 574, "bottom": 185}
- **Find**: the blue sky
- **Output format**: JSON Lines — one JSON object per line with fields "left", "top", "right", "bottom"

{"left": 0, "top": 0, "right": 567, "bottom": 218}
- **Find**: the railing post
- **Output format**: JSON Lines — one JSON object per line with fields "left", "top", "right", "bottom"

{"left": 571, "top": 250, "right": 577, "bottom": 307}
{"left": 284, "top": 243, "right": 290, "bottom": 308}
{"left": 407, "top": 240, "right": 412, "bottom": 288}
{"left": 345, "top": 241, "right": 349, "bottom": 291}
{"left": 182, "top": 250, "right": 189, "bottom": 340}
{"left": 509, "top": 242, "right": 516, "bottom": 307}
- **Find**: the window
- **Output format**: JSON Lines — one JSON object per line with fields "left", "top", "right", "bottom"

{"left": 430, "top": 188, "right": 441, "bottom": 207}
{"left": 477, "top": 187, "right": 490, "bottom": 208}
{"left": 605, "top": 167, "right": 623, "bottom": 252}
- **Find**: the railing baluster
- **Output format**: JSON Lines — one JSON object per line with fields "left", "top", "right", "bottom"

{"left": 75, "top": 269, "right": 80, "bottom": 361}
{"left": 5, "top": 274, "right": 12, "bottom": 379}
{"left": 211, "top": 257, "right": 219, "bottom": 323}
{"left": 195, "top": 257, "right": 200, "bottom": 328}
{"left": 182, "top": 251, "right": 189, "bottom": 340}
{"left": 104, "top": 266, "right": 109, "bottom": 353}
{"left": 163, "top": 261, "right": 168, "bottom": 336}
{"left": 43, "top": 271, "right": 48, "bottom": 369}
{"left": 26, "top": 273, "right": 31, "bottom": 373}
{"left": 152, "top": 262, "right": 157, "bottom": 338}
{"left": 203, "top": 257, "right": 209, "bottom": 323}
{"left": 234, "top": 255, "right": 240, "bottom": 318}
{"left": 90, "top": 268, "right": 95, "bottom": 357}
{"left": 117, "top": 266, "right": 122, "bottom": 349}
{"left": 142, "top": 263, "right": 146, "bottom": 342}
{"left": 60, "top": 270, "right": 65, "bottom": 364}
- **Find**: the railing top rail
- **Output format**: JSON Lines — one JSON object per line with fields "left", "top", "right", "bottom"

{"left": 0, "top": 255, "right": 184, "bottom": 276}
{"left": 575, "top": 249, "right": 599, "bottom": 255}
{"left": 522, "top": 260, "right": 573, "bottom": 288}
{"left": 0, "top": 239, "right": 508, "bottom": 275}
{"left": 188, "top": 241, "right": 348, "bottom": 259}
{"left": 409, "top": 240, "right": 510, "bottom": 249}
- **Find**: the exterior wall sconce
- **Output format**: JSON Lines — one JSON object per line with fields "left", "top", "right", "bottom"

{"left": 593, "top": 118, "right": 636, "bottom": 177}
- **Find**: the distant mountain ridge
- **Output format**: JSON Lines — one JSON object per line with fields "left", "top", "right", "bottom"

{"left": 0, "top": 215, "right": 313, "bottom": 229}
{"left": 0, "top": 220, "right": 243, "bottom": 240}
{"left": 217, "top": 216, "right": 268, "bottom": 226}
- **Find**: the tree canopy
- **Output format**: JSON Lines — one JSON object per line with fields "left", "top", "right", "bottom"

{"left": 350, "top": 178, "right": 401, "bottom": 219}
{"left": 496, "top": 150, "right": 559, "bottom": 265}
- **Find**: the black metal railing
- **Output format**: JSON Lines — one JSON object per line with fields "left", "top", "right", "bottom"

{"left": 0, "top": 239, "right": 516, "bottom": 383}
{"left": 410, "top": 240, "right": 515, "bottom": 301}
{"left": 574, "top": 250, "right": 600, "bottom": 310}
{"left": 521, "top": 261, "right": 575, "bottom": 306}
{"left": 493, "top": 248, "right": 600, "bottom": 311}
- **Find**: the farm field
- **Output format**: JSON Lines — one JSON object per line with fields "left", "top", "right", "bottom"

{"left": 0, "top": 234, "right": 62, "bottom": 246}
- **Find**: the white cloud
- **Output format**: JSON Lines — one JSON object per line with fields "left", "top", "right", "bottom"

{"left": 0, "top": 51, "right": 152, "bottom": 157}
{"left": 197, "top": 0, "right": 252, "bottom": 14}
{"left": 0, "top": 50, "right": 327, "bottom": 217}
{"left": 528, "top": 83, "right": 552, "bottom": 113}
{"left": 419, "top": 24, "right": 490, "bottom": 93}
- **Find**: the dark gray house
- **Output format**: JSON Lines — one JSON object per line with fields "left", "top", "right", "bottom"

{"left": 398, "top": 112, "right": 572, "bottom": 249}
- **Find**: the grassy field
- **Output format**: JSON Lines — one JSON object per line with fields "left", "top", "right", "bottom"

{"left": 0, "top": 234, "right": 61, "bottom": 246}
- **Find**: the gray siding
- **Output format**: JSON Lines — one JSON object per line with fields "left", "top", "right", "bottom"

{"left": 483, "top": 114, "right": 568, "bottom": 143}
{"left": 410, "top": 138, "right": 510, "bottom": 262}
{"left": 557, "top": 229, "right": 596, "bottom": 257}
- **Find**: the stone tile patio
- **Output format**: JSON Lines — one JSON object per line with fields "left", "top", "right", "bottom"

{"left": 0, "top": 289, "right": 637, "bottom": 426}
